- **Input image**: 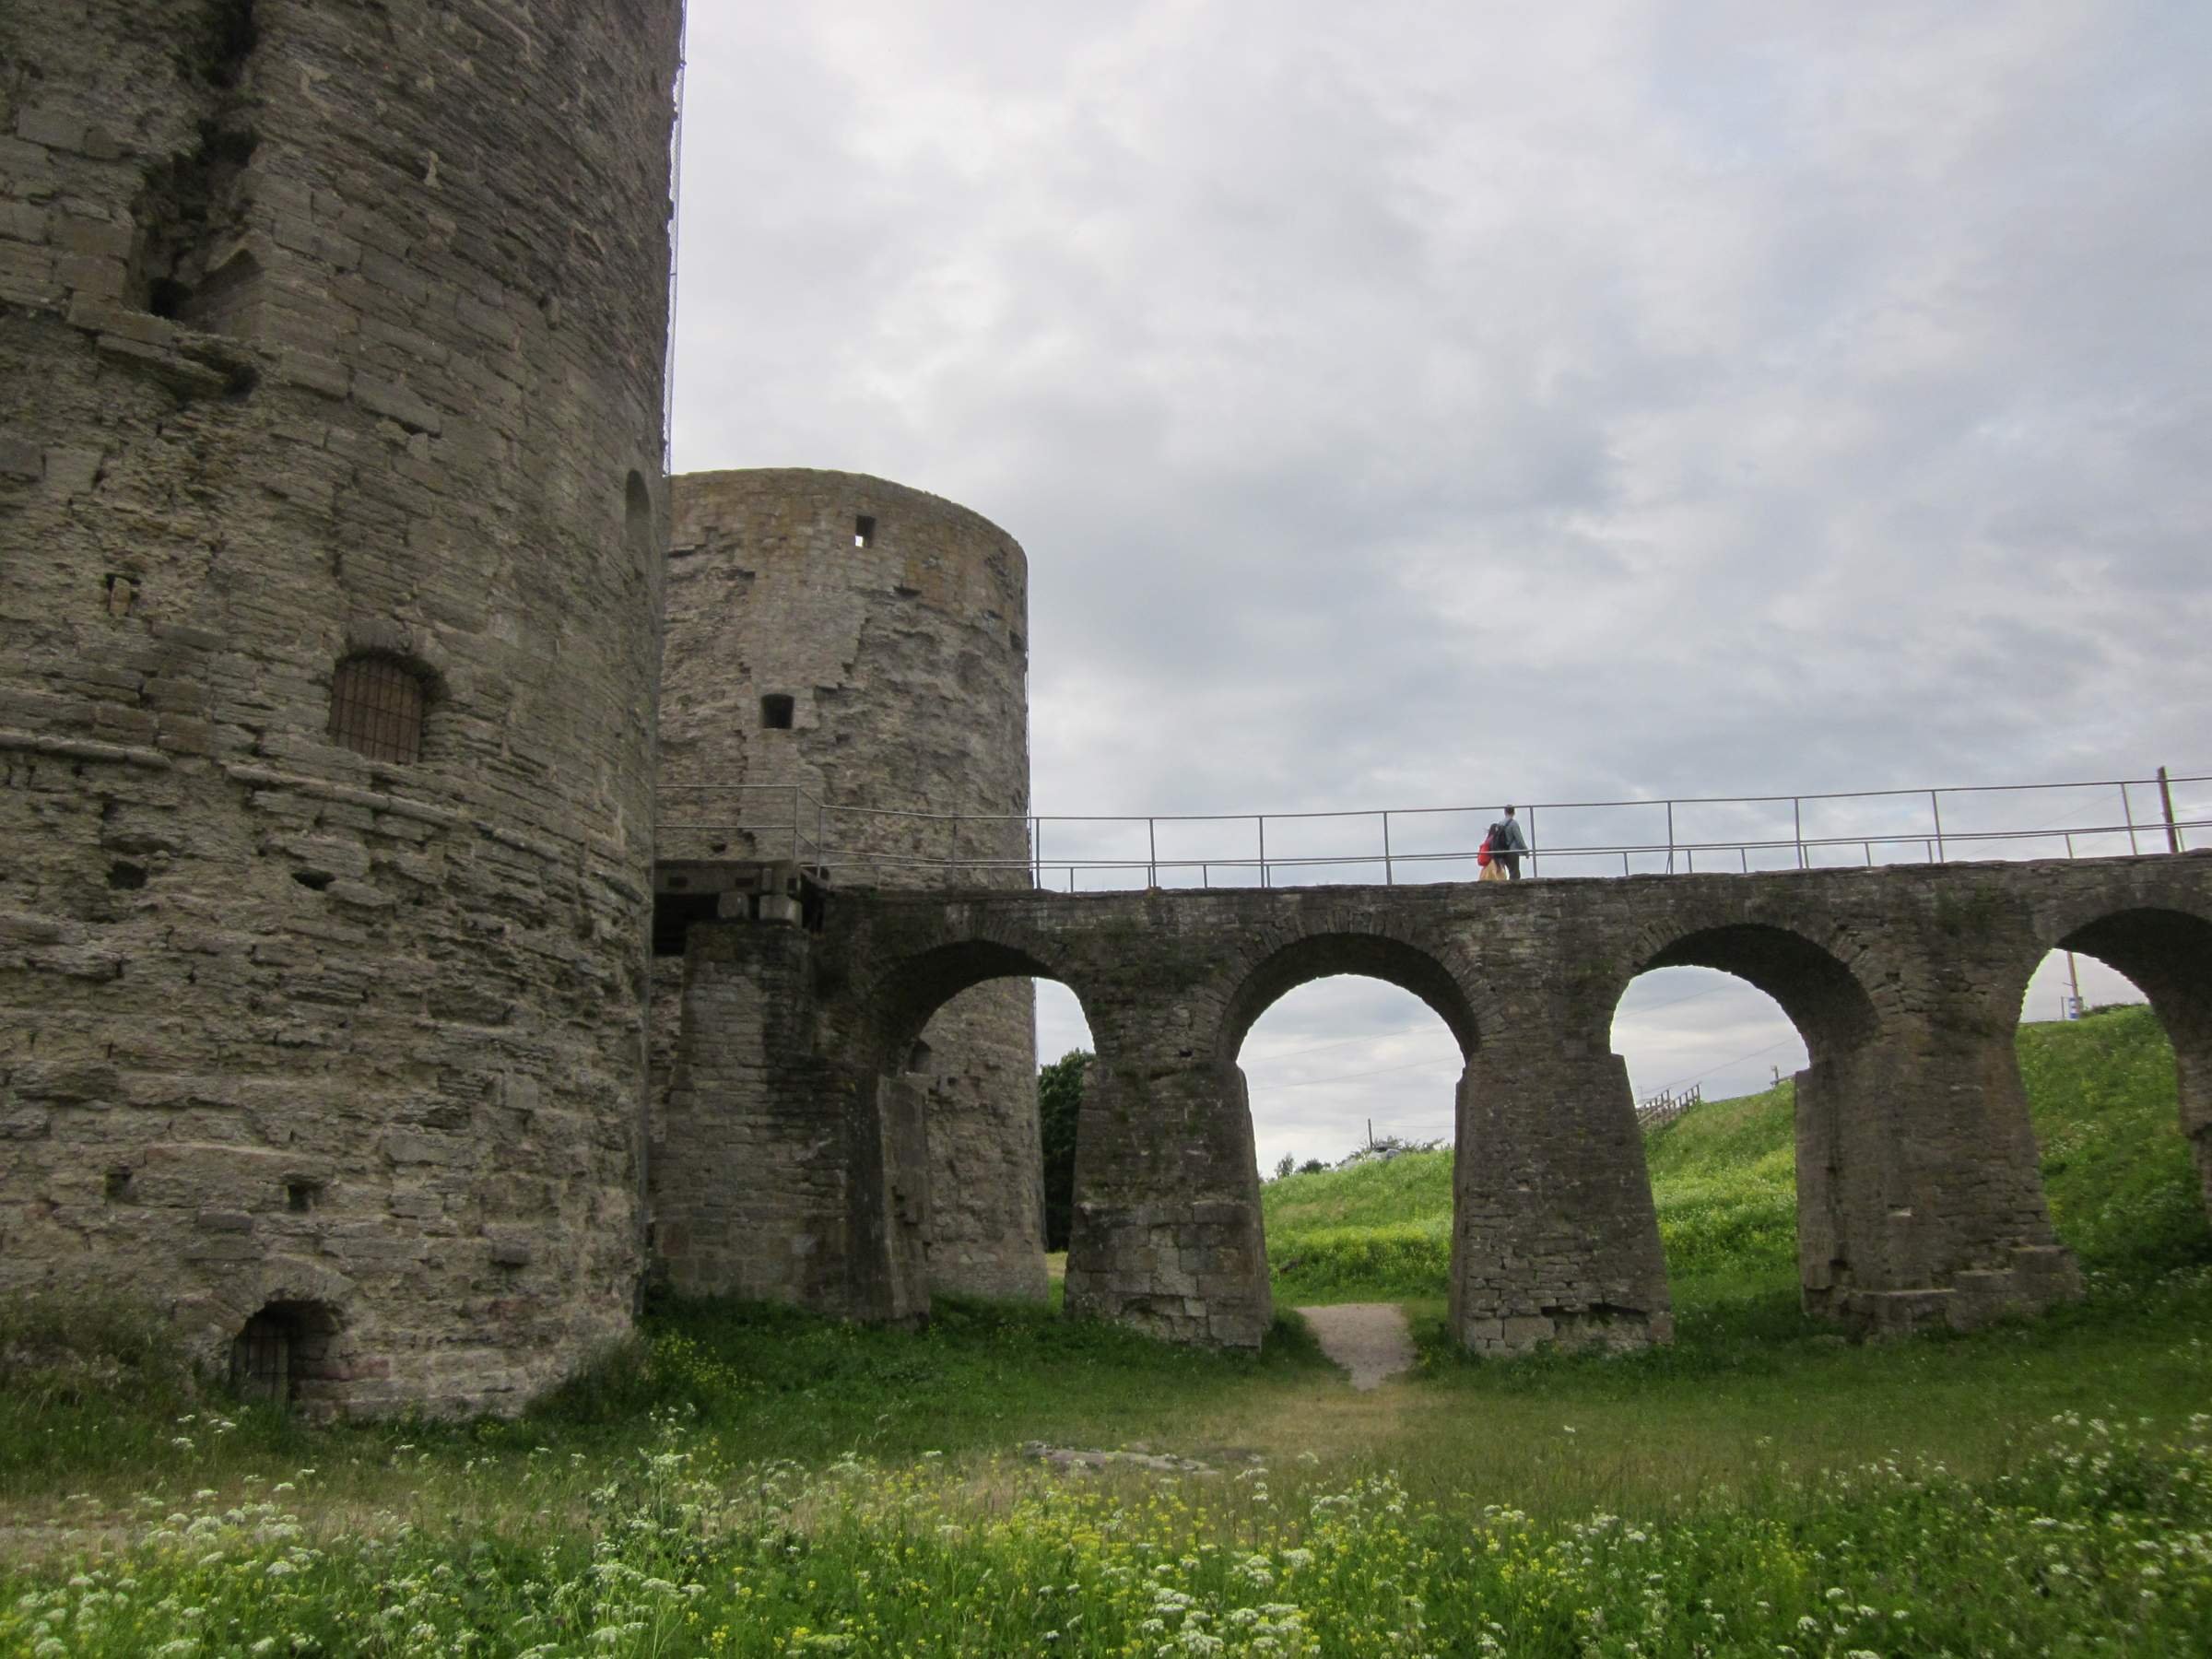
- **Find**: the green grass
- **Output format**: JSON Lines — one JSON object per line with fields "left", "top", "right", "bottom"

{"left": 1263, "top": 1004, "right": 2209, "bottom": 1305}
{"left": 3, "top": 1007, "right": 2210, "bottom": 1654}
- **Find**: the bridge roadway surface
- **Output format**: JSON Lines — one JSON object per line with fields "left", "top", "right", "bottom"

{"left": 651, "top": 851, "right": 2212, "bottom": 1358}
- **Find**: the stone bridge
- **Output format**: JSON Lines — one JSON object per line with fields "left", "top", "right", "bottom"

{"left": 650, "top": 852, "right": 2212, "bottom": 1355}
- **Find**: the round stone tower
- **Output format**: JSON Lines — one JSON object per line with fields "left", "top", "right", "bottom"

{"left": 0, "top": 2, "right": 682, "bottom": 1413}
{"left": 661, "top": 468, "right": 1044, "bottom": 1301}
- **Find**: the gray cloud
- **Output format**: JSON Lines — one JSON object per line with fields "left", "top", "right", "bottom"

{"left": 674, "top": 4, "right": 2208, "bottom": 1153}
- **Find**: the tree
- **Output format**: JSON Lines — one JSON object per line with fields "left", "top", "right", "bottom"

{"left": 1037, "top": 1049, "right": 1090, "bottom": 1253}
{"left": 1273, "top": 1153, "right": 1296, "bottom": 1181}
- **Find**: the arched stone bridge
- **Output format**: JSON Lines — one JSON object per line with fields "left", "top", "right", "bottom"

{"left": 650, "top": 852, "right": 2212, "bottom": 1355}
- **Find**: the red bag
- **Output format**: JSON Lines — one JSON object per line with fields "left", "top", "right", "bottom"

{"left": 1477, "top": 832, "right": 1492, "bottom": 869}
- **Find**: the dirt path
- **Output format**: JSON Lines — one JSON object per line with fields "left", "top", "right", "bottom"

{"left": 1297, "top": 1302, "right": 1417, "bottom": 1390}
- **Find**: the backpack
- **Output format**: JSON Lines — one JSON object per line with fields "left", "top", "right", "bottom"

{"left": 1488, "top": 821, "right": 1509, "bottom": 848}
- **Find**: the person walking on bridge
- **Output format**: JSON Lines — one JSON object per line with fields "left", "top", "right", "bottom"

{"left": 1489, "top": 804, "right": 1528, "bottom": 879}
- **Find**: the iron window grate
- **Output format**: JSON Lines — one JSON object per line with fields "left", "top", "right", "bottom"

{"left": 329, "top": 654, "right": 425, "bottom": 763}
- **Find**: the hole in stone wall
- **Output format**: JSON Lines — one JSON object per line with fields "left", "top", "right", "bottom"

{"left": 760, "top": 693, "right": 795, "bottom": 730}
{"left": 625, "top": 470, "right": 655, "bottom": 575}
{"left": 129, "top": 2, "right": 262, "bottom": 333}
{"left": 286, "top": 1181, "right": 320, "bottom": 1214}
{"left": 292, "top": 869, "right": 333, "bottom": 891}
{"left": 104, "top": 1169, "right": 135, "bottom": 1203}
{"left": 652, "top": 890, "right": 721, "bottom": 956}
{"left": 905, "top": 1039, "right": 934, "bottom": 1073}
{"left": 329, "top": 653, "right": 427, "bottom": 763}
{"left": 854, "top": 515, "right": 877, "bottom": 548}
{"left": 103, "top": 573, "right": 141, "bottom": 618}
{"left": 107, "top": 861, "right": 148, "bottom": 889}
{"left": 229, "top": 1299, "right": 339, "bottom": 1411}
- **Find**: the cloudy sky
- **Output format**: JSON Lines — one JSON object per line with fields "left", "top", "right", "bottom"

{"left": 668, "top": 3, "right": 2212, "bottom": 1171}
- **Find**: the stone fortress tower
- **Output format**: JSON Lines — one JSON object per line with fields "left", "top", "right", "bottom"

{"left": 658, "top": 469, "right": 1045, "bottom": 1301}
{"left": 0, "top": 1, "right": 683, "bottom": 1412}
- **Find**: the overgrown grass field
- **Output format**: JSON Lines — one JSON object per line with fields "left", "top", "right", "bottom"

{"left": 5, "top": 1007, "right": 2210, "bottom": 1654}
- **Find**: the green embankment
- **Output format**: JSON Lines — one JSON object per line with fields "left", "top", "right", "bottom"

{"left": 1264, "top": 1004, "right": 2206, "bottom": 1302}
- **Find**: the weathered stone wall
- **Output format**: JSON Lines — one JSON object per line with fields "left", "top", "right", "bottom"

{"left": 0, "top": 0, "right": 680, "bottom": 1413}
{"left": 657, "top": 470, "right": 1043, "bottom": 1303}
{"left": 677, "top": 851, "right": 2212, "bottom": 1354}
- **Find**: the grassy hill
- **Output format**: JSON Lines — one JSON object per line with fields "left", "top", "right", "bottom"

{"left": 1263, "top": 1003, "right": 2207, "bottom": 1303}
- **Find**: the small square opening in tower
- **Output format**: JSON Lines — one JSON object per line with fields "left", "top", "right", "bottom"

{"left": 760, "top": 693, "right": 795, "bottom": 729}
{"left": 854, "top": 515, "right": 876, "bottom": 548}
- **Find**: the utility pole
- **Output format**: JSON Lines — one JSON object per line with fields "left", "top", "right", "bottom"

{"left": 2065, "top": 951, "right": 2084, "bottom": 1020}
{"left": 2159, "top": 765, "right": 2182, "bottom": 853}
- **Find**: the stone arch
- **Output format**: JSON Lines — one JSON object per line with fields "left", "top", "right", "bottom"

{"left": 1621, "top": 920, "right": 1881, "bottom": 1063}
{"left": 862, "top": 933, "right": 1092, "bottom": 1073}
{"left": 1215, "top": 927, "right": 1481, "bottom": 1067}
{"left": 2010, "top": 903, "right": 2212, "bottom": 1229}
{"left": 199, "top": 1256, "right": 359, "bottom": 1416}
{"left": 1608, "top": 918, "right": 1885, "bottom": 1323}
{"left": 854, "top": 930, "right": 1099, "bottom": 1310}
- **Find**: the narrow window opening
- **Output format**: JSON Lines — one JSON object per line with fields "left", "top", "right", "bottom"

{"left": 108, "top": 861, "right": 148, "bottom": 890}
{"left": 905, "top": 1039, "right": 934, "bottom": 1074}
{"left": 625, "top": 470, "right": 656, "bottom": 574}
{"left": 760, "top": 693, "right": 795, "bottom": 730}
{"left": 329, "top": 653, "right": 427, "bottom": 763}
{"left": 292, "top": 869, "right": 334, "bottom": 892}
{"left": 854, "top": 515, "right": 876, "bottom": 548}
{"left": 286, "top": 1180, "right": 320, "bottom": 1214}
{"left": 104, "top": 1169, "right": 134, "bottom": 1203}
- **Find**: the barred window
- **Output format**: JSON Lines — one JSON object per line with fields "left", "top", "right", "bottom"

{"left": 329, "top": 653, "right": 425, "bottom": 763}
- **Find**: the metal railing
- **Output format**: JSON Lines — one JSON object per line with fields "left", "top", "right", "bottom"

{"left": 656, "top": 768, "right": 2209, "bottom": 892}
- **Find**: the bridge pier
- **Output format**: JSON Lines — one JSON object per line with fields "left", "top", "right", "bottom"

{"left": 1448, "top": 1037, "right": 1673, "bottom": 1355}
{"left": 1063, "top": 1039, "right": 1272, "bottom": 1349}
{"left": 1800, "top": 970, "right": 2080, "bottom": 1336}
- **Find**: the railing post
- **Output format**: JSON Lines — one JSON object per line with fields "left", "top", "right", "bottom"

{"left": 1031, "top": 816, "right": 1041, "bottom": 888}
{"left": 1665, "top": 799, "right": 1676, "bottom": 875}
{"left": 1147, "top": 817, "right": 1158, "bottom": 888}
{"left": 1930, "top": 790, "right": 1945, "bottom": 863}
{"left": 1382, "top": 809, "right": 1394, "bottom": 886}
{"left": 1793, "top": 797, "right": 1805, "bottom": 869}
{"left": 2122, "top": 783, "right": 2139, "bottom": 855}
{"left": 1258, "top": 816, "right": 1268, "bottom": 889}
{"left": 791, "top": 786, "right": 802, "bottom": 863}
{"left": 1527, "top": 805, "right": 1538, "bottom": 878}
{"left": 2159, "top": 766, "right": 2180, "bottom": 853}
